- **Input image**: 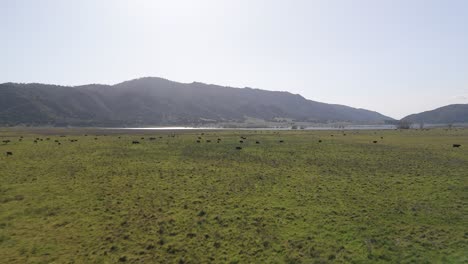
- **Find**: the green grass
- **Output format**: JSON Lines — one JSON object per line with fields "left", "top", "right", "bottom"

{"left": 0, "top": 129, "right": 467, "bottom": 263}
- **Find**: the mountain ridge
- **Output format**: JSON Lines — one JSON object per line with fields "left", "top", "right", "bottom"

{"left": 401, "top": 104, "right": 468, "bottom": 124}
{"left": 0, "top": 77, "right": 393, "bottom": 126}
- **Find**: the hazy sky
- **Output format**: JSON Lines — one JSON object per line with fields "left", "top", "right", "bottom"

{"left": 1, "top": 0, "right": 467, "bottom": 118}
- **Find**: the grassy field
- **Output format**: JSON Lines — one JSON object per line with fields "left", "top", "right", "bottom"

{"left": 0, "top": 128, "right": 467, "bottom": 263}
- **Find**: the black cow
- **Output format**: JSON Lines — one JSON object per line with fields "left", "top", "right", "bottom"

{"left": 6, "top": 152, "right": 13, "bottom": 156}
{"left": 279, "top": 140, "right": 284, "bottom": 143}
{"left": 236, "top": 147, "right": 242, "bottom": 150}
{"left": 132, "top": 141, "right": 140, "bottom": 144}
{"left": 318, "top": 140, "right": 322, "bottom": 143}
{"left": 453, "top": 144, "right": 461, "bottom": 148}
{"left": 239, "top": 140, "right": 244, "bottom": 143}
{"left": 256, "top": 141, "right": 260, "bottom": 144}
{"left": 206, "top": 140, "right": 211, "bottom": 143}
{"left": 373, "top": 141, "right": 378, "bottom": 144}
{"left": 196, "top": 140, "right": 201, "bottom": 143}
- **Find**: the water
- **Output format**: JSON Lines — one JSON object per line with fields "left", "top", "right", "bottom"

{"left": 107, "top": 125, "right": 398, "bottom": 130}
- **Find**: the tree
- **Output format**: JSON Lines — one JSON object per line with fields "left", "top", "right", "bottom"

{"left": 398, "top": 120, "right": 412, "bottom": 129}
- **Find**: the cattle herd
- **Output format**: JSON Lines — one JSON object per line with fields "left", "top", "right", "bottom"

{"left": 1, "top": 131, "right": 464, "bottom": 157}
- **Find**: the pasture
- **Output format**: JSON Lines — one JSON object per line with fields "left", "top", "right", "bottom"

{"left": 0, "top": 128, "right": 467, "bottom": 263}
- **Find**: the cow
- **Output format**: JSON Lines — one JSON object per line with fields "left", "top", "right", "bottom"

{"left": 373, "top": 141, "right": 378, "bottom": 144}
{"left": 318, "top": 140, "right": 322, "bottom": 143}
{"left": 256, "top": 141, "right": 260, "bottom": 144}
{"left": 453, "top": 144, "right": 461, "bottom": 148}
{"left": 196, "top": 140, "right": 201, "bottom": 143}
{"left": 132, "top": 141, "right": 140, "bottom": 144}
{"left": 235, "top": 147, "right": 242, "bottom": 150}
{"left": 206, "top": 140, "right": 211, "bottom": 143}
{"left": 279, "top": 140, "right": 284, "bottom": 143}
{"left": 6, "top": 152, "right": 13, "bottom": 156}
{"left": 239, "top": 140, "right": 244, "bottom": 143}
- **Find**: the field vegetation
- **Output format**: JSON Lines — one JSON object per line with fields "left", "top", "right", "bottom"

{"left": 0, "top": 128, "right": 467, "bottom": 263}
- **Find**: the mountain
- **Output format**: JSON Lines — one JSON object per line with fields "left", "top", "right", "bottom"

{"left": 401, "top": 104, "right": 468, "bottom": 124}
{"left": 0, "top": 77, "right": 393, "bottom": 126}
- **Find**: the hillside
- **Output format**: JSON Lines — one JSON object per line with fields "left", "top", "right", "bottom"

{"left": 401, "top": 104, "right": 468, "bottom": 124}
{"left": 0, "top": 77, "right": 393, "bottom": 126}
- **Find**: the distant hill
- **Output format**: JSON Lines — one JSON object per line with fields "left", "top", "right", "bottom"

{"left": 0, "top": 77, "right": 393, "bottom": 126}
{"left": 402, "top": 104, "right": 468, "bottom": 124}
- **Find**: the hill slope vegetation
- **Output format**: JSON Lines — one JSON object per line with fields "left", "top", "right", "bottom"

{"left": 402, "top": 104, "right": 468, "bottom": 124}
{"left": 0, "top": 77, "right": 392, "bottom": 126}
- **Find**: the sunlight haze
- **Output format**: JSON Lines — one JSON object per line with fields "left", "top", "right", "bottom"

{"left": 1, "top": 0, "right": 467, "bottom": 118}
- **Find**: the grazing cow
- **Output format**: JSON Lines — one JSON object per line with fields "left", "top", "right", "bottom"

{"left": 2, "top": 140, "right": 10, "bottom": 144}
{"left": 94, "top": 138, "right": 98, "bottom": 140}
{"left": 132, "top": 141, "right": 140, "bottom": 144}
{"left": 196, "top": 140, "right": 201, "bottom": 143}
{"left": 235, "top": 146, "right": 242, "bottom": 150}
{"left": 55, "top": 140, "right": 59, "bottom": 143}
{"left": 279, "top": 140, "right": 284, "bottom": 143}
{"left": 381, "top": 137, "right": 384, "bottom": 139}
{"left": 239, "top": 140, "right": 244, "bottom": 143}
{"left": 256, "top": 141, "right": 260, "bottom": 144}
{"left": 33, "top": 140, "right": 38, "bottom": 143}
{"left": 318, "top": 140, "right": 322, "bottom": 143}
{"left": 6, "top": 152, "right": 13, "bottom": 156}
{"left": 206, "top": 140, "right": 211, "bottom": 143}
{"left": 373, "top": 141, "right": 378, "bottom": 144}
{"left": 149, "top": 137, "right": 156, "bottom": 140}
{"left": 141, "top": 137, "right": 145, "bottom": 140}
{"left": 453, "top": 144, "right": 461, "bottom": 148}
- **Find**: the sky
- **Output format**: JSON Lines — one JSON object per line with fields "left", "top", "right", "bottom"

{"left": 1, "top": 0, "right": 467, "bottom": 119}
